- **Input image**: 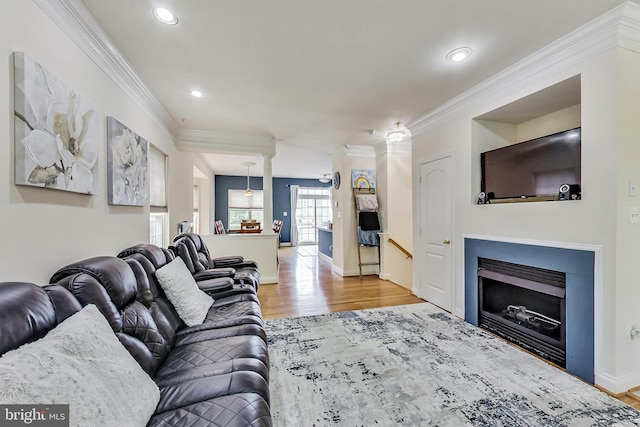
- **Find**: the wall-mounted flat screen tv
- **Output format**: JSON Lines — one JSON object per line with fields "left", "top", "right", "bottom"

{"left": 481, "top": 127, "right": 581, "bottom": 200}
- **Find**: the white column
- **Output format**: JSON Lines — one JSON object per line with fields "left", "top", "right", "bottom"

{"left": 262, "top": 154, "right": 274, "bottom": 233}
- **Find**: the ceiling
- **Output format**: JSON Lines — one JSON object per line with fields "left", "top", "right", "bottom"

{"left": 80, "top": 0, "right": 630, "bottom": 178}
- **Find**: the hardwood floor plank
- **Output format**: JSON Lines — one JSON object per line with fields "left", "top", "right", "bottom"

{"left": 258, "top": 246, "right": 423, "bottom": 320}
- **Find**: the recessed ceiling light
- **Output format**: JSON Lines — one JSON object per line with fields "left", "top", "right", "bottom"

{"left": 152, "top": 7, "right": 178, "bottom": 25}
{"left": 191, "top": 90, "right": 202, "bottom": 98}
{"left": 446, "top": 47, "right": 472, "bottom": 63}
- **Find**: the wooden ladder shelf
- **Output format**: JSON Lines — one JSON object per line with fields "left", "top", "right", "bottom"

{"left": 353, "top": 188, "right": 380, "bottom": 279}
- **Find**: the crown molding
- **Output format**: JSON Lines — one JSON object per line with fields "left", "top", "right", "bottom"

{"left": 344, "top": 144, "right": 375, "bottom": 157}
{"left": 177, "top": 129, "right": 276, "bottom": 156}
{"left": 618, "top": 2, "right": 640, "bottom": 53}
{"left": 33, "top": 0, "right": 179, "bottom": 136}
{"left": 374, "top": 139, "right": 412, "bottom": 156}
{"left": 408, "top": 1, "right": 640, "bottom": 137}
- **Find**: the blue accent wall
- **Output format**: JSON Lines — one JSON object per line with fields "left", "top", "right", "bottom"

{"left": 215, "top": 176, "right": 331, "bottom": 243}
{"left": 464, "top": 238, "right": 595, "bottom": 383}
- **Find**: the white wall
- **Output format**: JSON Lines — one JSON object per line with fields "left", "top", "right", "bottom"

{"left": 613, "top": 47, "right": 640, "bottom": 379}
{"left": 376, "top": 141, "right": 413, "bottom": 288}
{"left": 411, "top": 38, "right": 640, "bottom": 392}
{"left": 331, "top": 147, "right": 346, "bottom": 273}
{"left": 331, "top": 146, "right": 377, "bottom": 276}
{"left": 193, "top": 175, "right": 211, "bottom": 236}
{"left": 202, "top": 234, "right": 278, "bottom": 284}
{"left": 0, "top": 1, "right": 212, "bottom": 284}
{"left": 517, "top": 104, "right": 581, "bottom": 142}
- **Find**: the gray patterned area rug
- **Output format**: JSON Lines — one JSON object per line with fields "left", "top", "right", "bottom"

{"left": 265, "top": 303, "right": 640, "bottom": 426}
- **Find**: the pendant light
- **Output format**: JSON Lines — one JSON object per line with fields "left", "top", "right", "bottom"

{"left": 319, "top": 174, "right": 331, "bottom": 183}
{"left": 242, "top": 162, "right": 255, "bottom": 197}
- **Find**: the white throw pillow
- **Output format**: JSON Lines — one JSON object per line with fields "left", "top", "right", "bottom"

{"left": 155, "top": 257, "right": 215, "bottom": 326}
{"left": 0, "top": 304, "right": 160, "bottom": 427}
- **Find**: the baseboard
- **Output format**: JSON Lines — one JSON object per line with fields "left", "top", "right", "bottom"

{"left": 341, "top": 267, "right": 379, "bottom": 276}
{"left": 378, "top": 272, "right": 392, "bottom": 280}
{"left": 331, "top": 265, "right": 379, "bottom": 277}
{"left": 318, "top": 252, "right": 332, "bottom": 264}
{"left": 280, "top": 242, "right": 292, "bottom": 247}
{"left": 595, "top": 370, "right": 640, "bottom": 394}
{"left": 259, "top": 276, "right": 278, "bottom": 285}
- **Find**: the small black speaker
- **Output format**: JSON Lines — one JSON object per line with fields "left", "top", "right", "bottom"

{"left": 558, "top": 184, "right": 581, "bottom": 201}
{"left": 477, "top": 192, "right": 486, "bottom": 205}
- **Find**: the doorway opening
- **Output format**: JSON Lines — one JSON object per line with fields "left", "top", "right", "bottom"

{"left": 193, "top": 165, "right": 211, "bottom": 235}
{"left": 295, "top": 187, "right": 332, "bottom": 245}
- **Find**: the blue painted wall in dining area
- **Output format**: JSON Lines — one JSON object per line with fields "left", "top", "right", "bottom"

{"left": 214, "top": 176, "right": 331, "bottom": 243}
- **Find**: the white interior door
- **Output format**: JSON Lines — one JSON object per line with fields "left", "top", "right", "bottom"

{"left": 416, "top": 156, "right": 452, "bottom": 311}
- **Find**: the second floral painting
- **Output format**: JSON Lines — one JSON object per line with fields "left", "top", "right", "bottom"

{"left": 106, "top": 117, "right": 148, "bottom": 206}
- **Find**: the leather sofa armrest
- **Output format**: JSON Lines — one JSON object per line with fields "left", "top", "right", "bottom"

{"left": 229, "top": 260, "right": 259, "bottom": 270}
{"left": 211, "top": 256, "right": 245, "bottom": 267}
{"left": 193, "top": 268, "right": 236, "bottom": 280}
{"left": 154, "top": 372, "right": 270, "bottom": 414}
{"left": 197, "top": 277, "right": 234, "bottom": 294}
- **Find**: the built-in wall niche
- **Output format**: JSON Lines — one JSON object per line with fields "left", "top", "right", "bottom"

{"left": 471, "top": 75, "right": 582, "bottom": 204}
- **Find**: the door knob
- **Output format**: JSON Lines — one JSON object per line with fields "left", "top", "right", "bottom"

{"left": 443, "top": 239, "right": 451, "bottom": 245}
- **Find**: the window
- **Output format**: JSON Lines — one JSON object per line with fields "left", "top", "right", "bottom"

{"left": 149, "top": 213, "right": 165, "bottom": 247}
{"left": 228, "top": 189, "right": 263, "bottom": 230}
{"left": 192, "top": 184, "right": 200, "bottom": 234}
{"left": 296, "top": 187, "right": 332, "bottom": 244}
{"left": 149, "top": 145, "right": 168, "bottom": 246}
{"left": 149, "top": 145, "right": 167, "bottom": 208}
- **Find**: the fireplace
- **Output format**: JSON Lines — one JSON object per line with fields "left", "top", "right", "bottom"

{"left": 465, "top": 237, "right": 595, "bottom": 383}
{"left": 478, "top": 258, "right": 566, "bottom": 367}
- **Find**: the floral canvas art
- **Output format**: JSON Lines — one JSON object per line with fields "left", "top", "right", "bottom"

{"left": 14, "top": 52, "right": 98, "bottom": 194}
{"left": 106, "top": 117, "right": 148, "bottom": 206}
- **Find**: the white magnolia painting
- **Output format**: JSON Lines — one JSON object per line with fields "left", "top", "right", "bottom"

{"left": 14, "top": 52, "right": 98, "bottom": 194}
{"left": 107, "top": 117, "right": 148, "bottom": 206}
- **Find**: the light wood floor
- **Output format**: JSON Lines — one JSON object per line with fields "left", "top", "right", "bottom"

{"left": 619, "top": 388, "right": 640, "bottom": 410}
{"left": 257, "top": 245, "right": 423, "bottom": 320}
{"left": 257, "top": 245, "right": 640, "bottom": 410}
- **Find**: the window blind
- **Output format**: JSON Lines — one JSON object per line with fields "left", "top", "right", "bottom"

{"left": 228, "top": 189, "right": 263, "bottom": 209}
{"left": 149, "top": 145, "right": 167, "bottom": 208}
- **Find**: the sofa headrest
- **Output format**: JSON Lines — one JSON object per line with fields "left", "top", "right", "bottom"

{"left": 171, "top": 238, "right": 203, "bottom": 274}
{"left": 122, "top": 258, "right": 155, "bottom": 306}
{"left": 0, "top": 282, "right": 57, "bottom": 355}
{"left": 174, "top": 232, "right": 208, "bottom": 254}
{"left": 48, "top": 257, "right": 173, "bottom": 374}
{"left": 44, "top": 284, "right": 83, "bottom": 324}
{"left": 118, "top": 244, "right": 174, "bottom": 270}
{"left": 50, "top": 256, "right": 137, "bottom": 309}
{"left": 173, "top": 232, "right": 196, "bottom": 244}
{"left": 117, "top": 252, "right": 184, "bottom": 349}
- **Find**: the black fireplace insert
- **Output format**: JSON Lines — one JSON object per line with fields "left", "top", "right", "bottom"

{"left": 478, "top": 258, "right": 566, "bottom": 367}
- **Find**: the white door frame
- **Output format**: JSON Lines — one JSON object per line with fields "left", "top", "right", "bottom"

{"left": 414, "top": 152, "right": 456, "bottom": 312}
